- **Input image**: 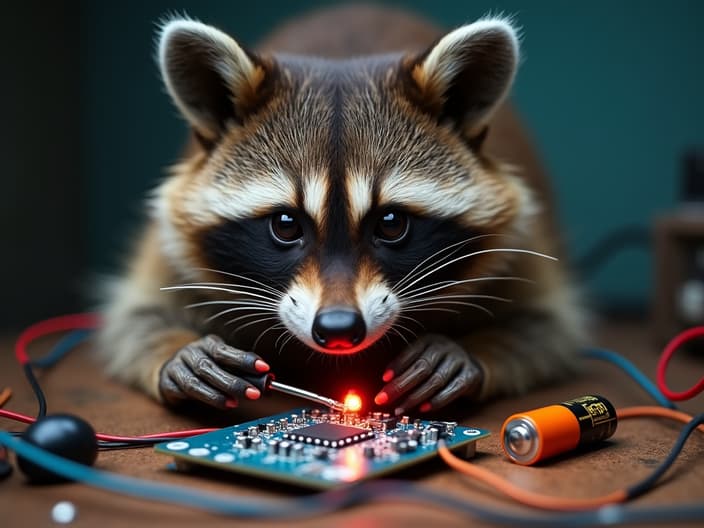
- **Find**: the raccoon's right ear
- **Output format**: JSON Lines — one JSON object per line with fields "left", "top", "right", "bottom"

{"left": 404, "top": 18, "right": 519, "bottom": 142}
{"left": 158, "top": 19, "right": 272, "bottom": 146}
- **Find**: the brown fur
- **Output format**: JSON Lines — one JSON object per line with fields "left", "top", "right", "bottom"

{"left": 98, "top": 6, "right": 585, "bottom": 405}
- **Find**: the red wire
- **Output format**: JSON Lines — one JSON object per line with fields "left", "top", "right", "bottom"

{"left": 7, "top": 312, "right": 216, "bottom": 442}
{"left": 0, "top": 409, "right": 33, "bottom": 425}
{"left": 15, "top": 313, "right": 102, "bottom": 365}
{"left": 656, "top": 326, "right": 704, "bottom": 401}
{"left": 7, "top": 314, "right": 702, "bottom": 444}
{"left": 0, "top": 408, "right": 216, "bottom": 441}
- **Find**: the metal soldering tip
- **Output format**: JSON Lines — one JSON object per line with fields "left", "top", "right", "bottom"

{"left": 268, "top": 380, "right": 346, "bottom": 412}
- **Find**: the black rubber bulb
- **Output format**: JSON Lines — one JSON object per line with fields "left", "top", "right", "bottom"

{"left": 17, "top": 414, "right": 98, "bottom": 484}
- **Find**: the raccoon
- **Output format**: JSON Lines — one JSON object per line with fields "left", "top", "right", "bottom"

{"left": 99, "top": 6, "right": 585, "bottom": 416}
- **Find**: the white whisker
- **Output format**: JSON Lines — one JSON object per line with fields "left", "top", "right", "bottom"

{"left": 252, "top": 324, "right": 285, "bottom": 351}
{"left": 404, "top": 301, "right": 495, "bottom": 318}
{"left": 186, "top": 299, "right": 279, "bottom": 310}
{"left": 182, "top": 281, "right": 283, "bottom": 299}
{"left": 277, "top": 333, "right": 296, "bottom": 354}
{"left": 403, "top": 294, "right": 511, "bottom": 306}
{"left": 224, "top": 311, "right": 276, "bottom": 327}
{"left": 403, "top": 307, "right": 460, "bottom": 315}
{"left": 161, "top": 285, "right": 279, "bottom": 304}
{"left": 397, "top": 314, "right": 426, "bottom": 330}
{"left": 399, "top": 276, "right": 533, "bottom": 300}
{"left": 395, "top": 248, "right": 556, "bottom": 296}
{"left": 388, "top": 326, "right": 410, "bottom": 346}
{"left": 230, "top": 315, "right": 282, "bottom": 336}
{"left": 399, "top": 280, "right": 457, "bottom": 299}
{"left": 193, "top": 268, "right": 284, "bottom": 296}
{"left": 393, "top": 233, "right": 502, "bottom": 291}
{"left": 392, "top": 322, "right": 419, "bottom": 341}
{"left": 206, "top": 306, "right": 277, "bottom": 324}
{"left": 275, "top": 330, "right": 290, "bottom": 351}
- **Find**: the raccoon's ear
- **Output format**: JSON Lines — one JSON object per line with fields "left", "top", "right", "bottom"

{"left": 405, "top": 19, "right": 519, "bottom": 140}
{"left": 158, "top": 19, "right": 271, "bottom": 145}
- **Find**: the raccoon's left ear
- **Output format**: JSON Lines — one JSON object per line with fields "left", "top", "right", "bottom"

{"left": 405, "top": 19, "right": 519, "bottom": 142}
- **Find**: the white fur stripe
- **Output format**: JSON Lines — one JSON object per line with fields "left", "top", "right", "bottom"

{"left": 346, "top": 168, "right": 374, "bottom": 224}
{"left": 378, "top": 166, "right": 524, "bottom": 227}
{"left": 184, "top": 169, "right": 297, "bottom": 224}
{"left": 302, "top": 171, "right": 329, "bottom": 226}
{"left": 379, "top": 167, "right": 480, "bottom": 219}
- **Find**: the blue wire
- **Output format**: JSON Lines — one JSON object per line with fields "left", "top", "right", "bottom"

{"left": 1, "top": 431, "right": 702, "bottom": 525}
{"left": 580, "top": 348, "right": 677, "bottom": 409}
{"left": 30, "top": 330, "right": 92, "bottom": 369}
{"left": 10, "top": 329, "right": 697, "bottom": 522}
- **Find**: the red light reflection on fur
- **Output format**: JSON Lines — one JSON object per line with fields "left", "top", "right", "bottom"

{"left": 318, "top": 347, "right": 361, "bottom": 356}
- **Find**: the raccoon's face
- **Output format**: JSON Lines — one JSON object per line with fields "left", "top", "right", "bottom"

{"left": 155, "top": 18, "right": 534, "bottom": 356}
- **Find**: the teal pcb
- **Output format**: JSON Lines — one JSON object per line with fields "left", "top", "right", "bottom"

{"left": 155, "top": 408, "right": 490, "bottom": 490}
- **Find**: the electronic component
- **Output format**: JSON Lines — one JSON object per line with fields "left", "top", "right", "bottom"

{"left": 501, "top": 395, "right": 618, "bottom": 465}
{"left": 282, "top": 423, "right": 373, "bottom": 447}
{"left": 342, "top": 391, "right": 363, "bottom": 412}
{"left": 155, "top": 408, "right": 489, "bottom": 489}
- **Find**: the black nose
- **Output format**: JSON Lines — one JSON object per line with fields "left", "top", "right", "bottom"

{"left": 312, "top": 308, "right": 366, "bottom": 349}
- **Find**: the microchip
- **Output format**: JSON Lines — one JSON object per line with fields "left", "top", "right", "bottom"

{"left": 282, "top": 423, "right": 373, "bottom": 448}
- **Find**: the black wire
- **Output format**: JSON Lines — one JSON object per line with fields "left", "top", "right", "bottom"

{"left": 22, "top": 364, "right": 46, "bottom": 418}
{"left": 574, "top": 225, "right": 651, "bottom": 277}
{"left": 98, "top": 443, "right": 162, "bottom": 450}
{"left": 97, "top": 438, "right": 185, "bottom": 450}
{"left": 4, "top": 426, "right": 704, "bottom": 526}
{"left": 626, "top": 413, "right": 704, "bottom": 499}
{"left": 10, "top": 319, "right": 704, "bottom": 524}
{"left": 9, "top": 432, "right": 182, "bottom": 450}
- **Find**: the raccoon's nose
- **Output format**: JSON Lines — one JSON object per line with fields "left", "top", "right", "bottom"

{"left": 312, "top": 308, "right": 366, "bottom": 350}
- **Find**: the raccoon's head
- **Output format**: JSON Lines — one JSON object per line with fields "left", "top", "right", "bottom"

{"left": 154, "top": 17, "right": 535, "bottom": 356}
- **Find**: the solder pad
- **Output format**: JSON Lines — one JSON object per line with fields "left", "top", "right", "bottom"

{"left": 155, "top": 408, "right": 490, "bottom": 489}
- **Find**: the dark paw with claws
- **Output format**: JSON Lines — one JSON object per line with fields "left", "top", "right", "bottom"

{"left": 374, "top": 334, "right": 483, "bottom": 414}
{"left": 159, "top": 334, "right": 270, "bottom": 409}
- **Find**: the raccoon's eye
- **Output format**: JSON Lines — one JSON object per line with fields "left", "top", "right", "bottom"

{"left": 270, "top": 212, "right": 303, "bottom": 245}
{"left": 374, "top": 211, "right": 409, "bottom": 244}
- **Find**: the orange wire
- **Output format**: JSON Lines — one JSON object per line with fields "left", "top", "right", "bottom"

{"left": 438, "top": 406, "right": 699, "bottom": 511}
{"left": 0, "top": 388, "right": 11, "bottom": 408}
{"left": 617, "top": 406, "right": 704, "bottom": 433}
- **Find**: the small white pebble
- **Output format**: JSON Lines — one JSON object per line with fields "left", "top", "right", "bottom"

{"left": 51, "top": 501, "right": 76, "bottom": 524}
{"left": 597, "top": 505, "right": 623, "bottom": 524}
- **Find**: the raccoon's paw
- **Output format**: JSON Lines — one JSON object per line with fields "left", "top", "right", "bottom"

{"left": 375, "top": 334, "right": 483, "bottom": 415}
{"left": 158, "top": 334, "right": 270, "bottom": 409}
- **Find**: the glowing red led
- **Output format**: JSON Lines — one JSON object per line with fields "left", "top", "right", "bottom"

{"left": 343, "top": 392, "right": 363, "bottom": 413}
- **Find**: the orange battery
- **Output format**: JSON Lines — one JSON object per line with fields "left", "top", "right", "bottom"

{"left": 501, "top": 395, "right": 617, "bottom": 465}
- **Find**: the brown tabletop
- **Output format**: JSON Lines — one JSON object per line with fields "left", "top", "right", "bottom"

{"left": 1, "top": 320, "right": 703, "bottom": 527}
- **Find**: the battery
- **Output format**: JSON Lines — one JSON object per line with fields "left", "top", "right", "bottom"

{"left": 501, "top": 394, "right": 618, "bottom": 465}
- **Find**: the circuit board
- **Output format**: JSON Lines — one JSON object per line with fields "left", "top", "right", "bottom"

{"left": 155, "top": 408, "right": 490, "bottom": 489}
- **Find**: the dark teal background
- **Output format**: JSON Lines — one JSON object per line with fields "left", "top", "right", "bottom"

{"left": 78, "top": 1, "right": 704, "bottom": 309}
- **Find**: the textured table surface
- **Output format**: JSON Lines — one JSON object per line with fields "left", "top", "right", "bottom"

{"left": 0, "top": 320, "right": 702, "bottom": 527}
